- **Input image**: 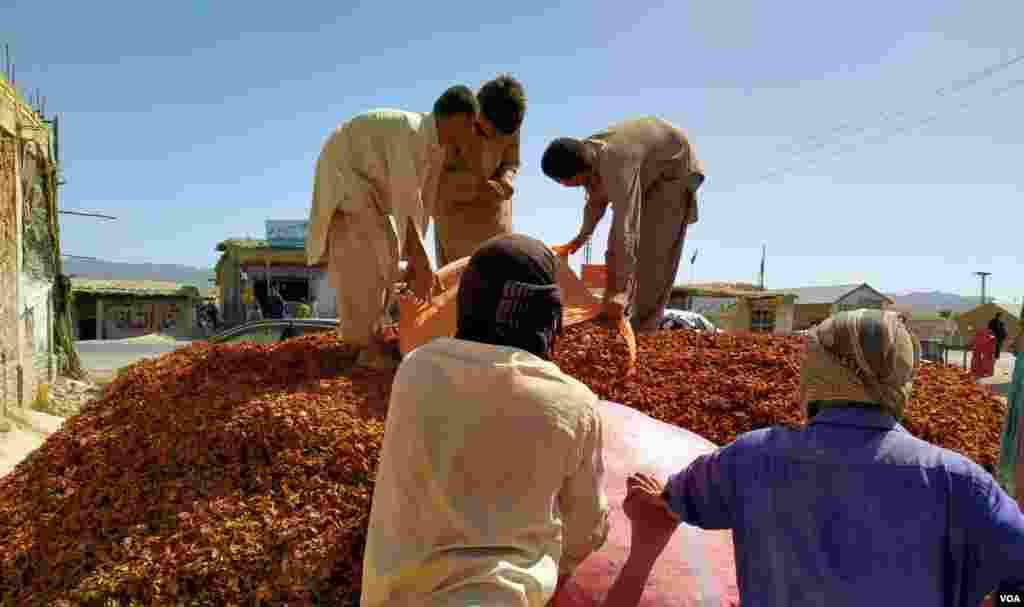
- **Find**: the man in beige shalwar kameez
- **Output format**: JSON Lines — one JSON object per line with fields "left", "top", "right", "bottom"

{"left": 306, "top": 86, "right": 479, "bottom": 369}
{"left": 434, "top": 75, "right": 526, "bottom": 267}
{"left": 542, "top": 117, "right": 704, "bottom": 334}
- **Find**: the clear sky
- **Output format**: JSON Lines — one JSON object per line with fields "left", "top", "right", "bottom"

{"left": 3, "top": 1, "right": 1021, "bottom": 304}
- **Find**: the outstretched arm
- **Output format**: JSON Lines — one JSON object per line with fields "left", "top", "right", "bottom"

{"left": 596, "top": 473, "right": 680, "bottom": 607}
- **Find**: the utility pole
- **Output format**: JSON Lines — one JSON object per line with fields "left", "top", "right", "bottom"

{"left": 759, "top": 244, "right": 766, "bottom": 291}
{"left": 974, "top": 271, "right": 991, "bottom": 306}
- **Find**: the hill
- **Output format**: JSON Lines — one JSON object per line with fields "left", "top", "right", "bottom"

{"left": 62, "top": 258, "right": 214, "bottom": 288}
{"left": 886, "top": 291, "right": 986, "bottom": 314}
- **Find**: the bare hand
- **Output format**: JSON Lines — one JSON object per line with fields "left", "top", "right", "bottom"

{"left": 624, "top": 473, "right": 680, "bottom": 561}
{"left": 485, "top": 179, "right": 511, "bottom": 201}
{"left": 551, "top": 243, "right": 574, "bottom": 258}
{"left": 552, "top": 238, "right": 583, "bottom": 258}
{"left": 402, "top": 262, "right": 434, "bottom": 303}
{"left": 496, "top": 175, "right": 514, "bottom": 198}
{"left": 601, "top": 300, "right": 626, "bottom": 322}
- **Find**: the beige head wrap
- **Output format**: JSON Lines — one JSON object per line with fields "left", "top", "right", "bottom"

{"left": 798, "top": 309, "right": 921, "bottom": 420}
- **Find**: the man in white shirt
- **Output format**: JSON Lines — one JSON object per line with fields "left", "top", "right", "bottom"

{"left": 306, "top": 86, "right": 479, "bottom": 369}
{"left": 361, "top": 234, "right": 611, "bottom": 606}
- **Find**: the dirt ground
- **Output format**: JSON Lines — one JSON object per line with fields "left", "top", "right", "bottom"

{"left": 0, "top": 408, "right": 66, "bottom": 477}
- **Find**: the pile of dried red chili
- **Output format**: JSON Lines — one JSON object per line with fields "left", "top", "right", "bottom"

{"left": 0, "top": 327, "right": 1006, "bottom": 605}
{"left": 554, "top": 322, "right": 1007, "bottom": 468}
{"left": 0, "top": 334, "right": 392, "bottom": 606}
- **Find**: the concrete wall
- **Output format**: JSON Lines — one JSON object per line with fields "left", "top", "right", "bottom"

{"left": 1, "top": 136, "right": 17, "bottom": 412}
{"left": 794, "top": 303, "right": 833, "bottom": 330}
{"left": 74, "top": 295, "right": 197, "bottom": 340}
{"left": 0, "top": 78, "right": 56, "bottom": 412}
{"left": 99, "top": 296, "right": 194, "bottom": 340}
{"left": 21, "top": 281, "right": 54, "bottom": 402}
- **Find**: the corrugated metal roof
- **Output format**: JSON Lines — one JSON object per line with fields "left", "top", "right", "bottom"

{"left": 779, "top": 284, "right": 869, "bottom": 305}
{"left": 216, "top": 238, "right": 270, "bottom": 252}
{"left": 71, "top": 278, "right": 201, "bottom": 298}
{"left": 671, "top": 283, "right": 793, "bottom": 299}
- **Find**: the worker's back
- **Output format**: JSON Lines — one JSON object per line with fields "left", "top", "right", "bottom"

{"left": 703, "top": 408, "right": 1024, "bottom": 606}
{"left": 586, "top": 117, "right": 704, "bottom": 192}
{"left": 332, "top": 110, "right": 423, "bottom": 189}
{"left": 361, "top": 337, "right": 608, "bottom": 607}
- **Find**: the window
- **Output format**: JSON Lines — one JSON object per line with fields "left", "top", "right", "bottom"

{"left": 751, "top": 309, "right": 775, "bottom": 333}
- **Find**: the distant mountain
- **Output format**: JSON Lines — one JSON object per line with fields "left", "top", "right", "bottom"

{"left": 62, "top": 258, "right": 215, "bottom": 288}
{"left": 885, "top": 291, "right": 987, "bottom": 313}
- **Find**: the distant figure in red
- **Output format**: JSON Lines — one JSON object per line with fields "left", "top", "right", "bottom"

{"left": 971, "top": 328, "right": 996, "bottom": 379}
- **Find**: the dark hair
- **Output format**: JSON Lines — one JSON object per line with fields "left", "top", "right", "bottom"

{"left": 433, "top": 85, "right": 479, "bottom": 119}
{"left": 478, "top": 74, "right": 526, "bottom": 135}
{"left": 541, "top": 137, "right": 591, "bottom": 180}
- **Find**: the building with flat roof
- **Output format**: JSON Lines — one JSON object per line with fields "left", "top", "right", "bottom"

{"left": 215, "top": 220, "right": 336, "bottom": 326}
{"left": 70, "top": 279, "right": 200, "bottom": 340}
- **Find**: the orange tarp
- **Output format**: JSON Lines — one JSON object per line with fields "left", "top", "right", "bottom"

{"left": 398, "top": 254, "right": 635, "bottom": 368}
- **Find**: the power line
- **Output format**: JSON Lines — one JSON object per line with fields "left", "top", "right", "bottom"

{"left": 712, "top": 75, "right": 1024, "bottom": 190}
{"left": 747, "top": 77, "right": 1024, "bottom": 185}
{"left": 775, "top": 51, "right": 1024, "bottom": 159}
{"left": 58, "top": 210, "right": 117, "bottom": 220}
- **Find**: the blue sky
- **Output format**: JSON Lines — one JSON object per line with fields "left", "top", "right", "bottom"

{"left": 3, "top": 1, "right": 1021, "bottom": 304}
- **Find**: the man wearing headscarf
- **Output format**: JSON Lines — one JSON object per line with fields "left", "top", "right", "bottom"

{"left": 360, "top": 234, "right": 611, "bottom": 607}
{"left": 620, "top": 310, "right": 1024, "bottom": 606}
{"left": 541, "top": 117, "right": 704, "bottom": 333}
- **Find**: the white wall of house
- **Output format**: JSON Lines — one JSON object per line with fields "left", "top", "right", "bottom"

{"left": 23, "top": 282, "right": 51, "bottom": 351}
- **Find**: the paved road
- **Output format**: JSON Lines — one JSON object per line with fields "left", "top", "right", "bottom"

{"left": 75, "top": 339, "right": 194, "bottom": 373}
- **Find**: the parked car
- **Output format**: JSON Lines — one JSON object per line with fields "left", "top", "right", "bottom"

{"left": 207, "top": 318, "right": 337, "bottom": 345}
{"left": 660, "top": 310, "right": 720, "bottom": 333}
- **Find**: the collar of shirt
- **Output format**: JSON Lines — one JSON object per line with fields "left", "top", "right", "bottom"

{"left": 418, "top": 112, "right": 443, "bottom": 157}
{"left": 808, "top": 405, "right": 905, "bottom": 433}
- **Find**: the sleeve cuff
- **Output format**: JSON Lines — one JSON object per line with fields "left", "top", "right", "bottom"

{"left": 662, "top": 472, "right": 685, "bottom": 519}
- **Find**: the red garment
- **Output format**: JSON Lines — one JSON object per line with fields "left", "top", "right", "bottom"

{"left": 971, "top": 329, "right": 996, "bottom": 379}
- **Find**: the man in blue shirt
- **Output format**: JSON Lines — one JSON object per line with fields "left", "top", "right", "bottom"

{"left": 620, "top": 310, "right": 1024, "bottom": 606}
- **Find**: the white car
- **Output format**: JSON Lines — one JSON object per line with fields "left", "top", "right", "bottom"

{"left": 660, "top": 310, "right": 720, "bottom": 333}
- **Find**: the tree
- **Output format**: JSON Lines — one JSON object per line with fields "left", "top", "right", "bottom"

{"left": 938, "top": 309, "right": 953, "bottom": 320}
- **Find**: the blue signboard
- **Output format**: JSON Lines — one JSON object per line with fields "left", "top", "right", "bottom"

{"left": 265, "top": 220, "right": 308, "bottom": 249}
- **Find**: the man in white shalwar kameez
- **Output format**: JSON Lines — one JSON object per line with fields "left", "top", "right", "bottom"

{"left": 306, "top": 86, "right": 479, "bottom": 369}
